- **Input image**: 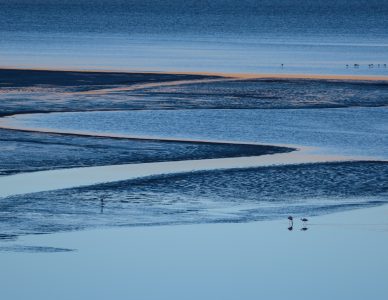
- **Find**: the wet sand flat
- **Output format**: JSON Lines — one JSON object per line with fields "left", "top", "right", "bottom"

{"left": 1, "top": 69, "right": 388, "bottom": 120}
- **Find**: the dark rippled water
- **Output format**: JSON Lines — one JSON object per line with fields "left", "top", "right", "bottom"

{"left": 0, "top": 129, "right": 290, "bottom": 176}
{"left": 1, "top": 162, "right": 387, "bottom": 239}
{"left": 1, "top": 0, "right": 388, "bottom": 74}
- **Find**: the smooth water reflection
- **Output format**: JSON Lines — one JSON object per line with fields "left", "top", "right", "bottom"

{"left": 1, "top": 205, "right": 388, "bottom": 300}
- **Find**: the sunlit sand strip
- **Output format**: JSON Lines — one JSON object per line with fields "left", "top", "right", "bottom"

{"left": 68, "top": 73, "right": 388, "bottom": 95}
{"left": 2, "top": 67, "right": 388, "bottom": 82}
{"left": 70, "top": 77, "right": 237, "bottom": 95}
{"left": 0, "top": 151, "right": 356, "bottom": 198}
{"left": 174, "top": 71, "right": 388, "bottom": 82}
{"left": 5, "top": 67, "right": 386, "bottom": 96}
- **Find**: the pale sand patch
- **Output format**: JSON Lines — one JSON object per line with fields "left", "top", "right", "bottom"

{"left": 70, "top": 77, "right": 237, "bottom": 95}
{"left": 2, "top": 67, "right": 387, "bottom": 96}
{"left": 2, "top": 67, "right": 388, "bottom": 81}
{"left": 157, "top": 71, "right": 388, "bottom": 82}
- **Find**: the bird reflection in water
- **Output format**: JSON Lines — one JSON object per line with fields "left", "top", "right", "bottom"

{"left": 287, "top": 216, "right": 293, "bottom": 231}
{"left": 300, "top": 218, "right": 309, "bottom": 231}
{"left": 99, "top": 195, "right": 106, "bottom": 214}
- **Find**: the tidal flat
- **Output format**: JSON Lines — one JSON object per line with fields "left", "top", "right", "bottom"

{"left": 0, "top": 69, "right": 387, "bottom": 241}
{"left": 0, "top": 68, "right": 387, "bottom": 300}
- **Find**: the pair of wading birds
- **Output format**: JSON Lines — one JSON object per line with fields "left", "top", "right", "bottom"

{"left": 287, "top": 216, "right": 308, "bottom": 231}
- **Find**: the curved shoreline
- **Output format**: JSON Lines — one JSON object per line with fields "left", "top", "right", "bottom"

{"left": 0, "top": 113, "right": 303, "bottom": 150}
{"left": 0, "top": 151, "right": 358, "bottom": 198}
{"left": 0, "top": 111, "right": 362, "bottom": 198}
{"left": 0, "top": 110, "right": 378, "bottom": 198}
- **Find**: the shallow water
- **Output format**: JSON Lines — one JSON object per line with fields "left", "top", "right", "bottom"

{"left": 7, "top": 107, "right": 388, "bottom": 159}
{"left": 1, "top": 161, "right": 386, "bottom": 239}
{"left": 1, "top": 205, "right": 388, "bottom": 300}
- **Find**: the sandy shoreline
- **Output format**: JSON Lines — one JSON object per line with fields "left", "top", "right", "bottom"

{"left": 174, "top": 71, "right": 388, "bottom": 82}
{"left": 1, "top": 67, "right": 388, "bottom": 82}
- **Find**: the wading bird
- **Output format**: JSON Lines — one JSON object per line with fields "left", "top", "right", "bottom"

{"left": 99, "top": 195, "right": 106, "bottom": 214}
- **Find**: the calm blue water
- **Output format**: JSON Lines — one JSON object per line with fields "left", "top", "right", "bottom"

{"left": 1, "top": 0, "right": 388, "bottom": 74}
{"left": 11, "top": 107, "right": 388, "bottom": 159}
